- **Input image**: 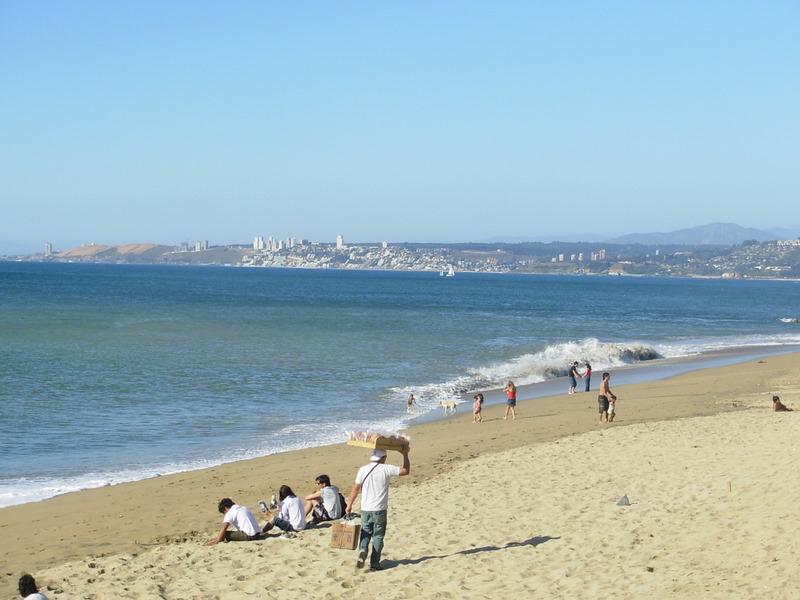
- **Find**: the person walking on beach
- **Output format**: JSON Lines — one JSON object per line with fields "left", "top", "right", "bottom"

{"left": 208, "top": 498, "right": 263, "bottom": 545}
{"left": 598, "top": 372, "right": 617, "bottom": 424}
{"left": 583, "top": 362, "right": 592, "bottom": 392}
{"left": 406, "top": 393, "right": 417, "bottom": 414}
{"left": 473, "top": 393, "right": 484, "bottom": 423}
{"left": 345, "top": 447, "right": 411, "bottom": 571}
{"left": 568, "top": 362, "right": 581, "bottom": 394}
{"left": 503, "top": 381, "right": 517, "bottom": 420}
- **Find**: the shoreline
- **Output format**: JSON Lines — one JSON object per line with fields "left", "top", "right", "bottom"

{"left": 5, "top": 259, "right": 800, "bottom": 282}
{"left": 5, "top": 343, "right": 799, "bottom": 509}
{"left": 2, "top": 352, "right": 797, "bottom": 597}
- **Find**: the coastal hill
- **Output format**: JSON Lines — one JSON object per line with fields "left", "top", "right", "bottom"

{"left": 606, "top": 222, "right": 778, "bottom": 246}
{"left": 55, "top": 243, "right": 246, "bottom": 264}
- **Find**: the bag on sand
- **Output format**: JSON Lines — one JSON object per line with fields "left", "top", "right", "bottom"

{"left": 330, "top": 521, "right": 360, "bottom": 550}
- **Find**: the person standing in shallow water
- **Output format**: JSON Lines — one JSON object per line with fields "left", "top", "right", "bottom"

{"left": 583, "top": 362, "right": 592, "bottom": 392}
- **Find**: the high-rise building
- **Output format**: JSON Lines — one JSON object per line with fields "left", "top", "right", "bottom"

{"left": 381, "top": 241, "right": 388, "bottom": 249}
{"left": 194, "top": 241, "right": 203, "bottom": 252}
{"left": 336, "top": 234, "right": 344, "bottom": 250}
{"left": 44, "top": 242, "right": 53, "bottom": 257}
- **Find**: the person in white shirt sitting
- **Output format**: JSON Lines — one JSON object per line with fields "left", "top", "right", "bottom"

{"left": 304, "top": 474, "right": 344, "bottom": 524}
{"left": 262, "top": 485, "right": 307, "bottom": 533}
{"left": 208, "top": 498, "right": 263, "bottom": 545}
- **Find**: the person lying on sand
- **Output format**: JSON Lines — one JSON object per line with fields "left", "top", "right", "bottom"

{"left": 208, "top": 498, "right": 263, "bottom": 545}
{"left": 773, "top": 395, "right": 793, "bottom": 412}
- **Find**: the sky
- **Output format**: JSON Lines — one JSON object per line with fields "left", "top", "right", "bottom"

{"left": 0, "top": 1, "right": 798, "bottom": 252}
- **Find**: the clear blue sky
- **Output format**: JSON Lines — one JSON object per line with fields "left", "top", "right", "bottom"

{"left": 1, "top": 1, "right": 798, "bottom": 252}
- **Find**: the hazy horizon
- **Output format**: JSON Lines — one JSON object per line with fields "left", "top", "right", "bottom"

{"left": 1, "top": 2, "right": 798, "bottom": 252}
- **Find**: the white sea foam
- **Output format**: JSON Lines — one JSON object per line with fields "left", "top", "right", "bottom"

{"left": 388, "top": 335, "right": 800, "bottom": 410}
{"left": 5, "top": 333, "right": 800, "bottom": 509}
{"left": 0, "top": 415, "right": 412, "bottom": 509}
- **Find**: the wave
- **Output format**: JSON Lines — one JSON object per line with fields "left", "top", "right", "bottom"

{"left": 779, "top": 317, "right": 799, "bottom": 323}
{"left": 0, "top": 414, "right": 410, "bottom": 509}
{"left": 389, "top": 338, "right": 663, "bottom": 409}
{"left": 389, "top": 334, "right": 800, "bottom": 410}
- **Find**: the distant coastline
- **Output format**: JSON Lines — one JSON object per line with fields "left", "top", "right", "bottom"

{"left": 4, "top": 254, "right": 800, "bottom": 282}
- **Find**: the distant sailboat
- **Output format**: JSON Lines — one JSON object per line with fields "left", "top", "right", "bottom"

{"left": 446, "top": 265, "right": 455, "bottom": 277}
{"left": 439, "top": 269, "right": 446, "bottom": 277}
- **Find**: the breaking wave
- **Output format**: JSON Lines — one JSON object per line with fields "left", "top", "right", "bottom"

{"left": 388, "top": 338, "right": 663, "bottom": 409}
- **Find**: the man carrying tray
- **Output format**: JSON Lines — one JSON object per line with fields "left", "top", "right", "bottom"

{"left": 345, "top": 446, "right": 410, "bottom": 571}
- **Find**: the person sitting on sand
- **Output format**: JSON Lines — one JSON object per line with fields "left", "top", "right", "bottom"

{"left": 473, "top": 393, "right": 484, "bottom": 423}
{"left": 304, "top": 474, "right": 343, "bottom": 523}
{"left": 18, "top": 574, "right": 48, "bottom": 600}
{"left": 773, "top": 395, "right": 793, "bottom": 412}
{"left": 503, "top": 381, "right": 517, "bottom": 420}
{"left": 262, "top": 485, "right": 307, "bottom": 533}
{"left": 208, "top": 498, "right": 263, "bottom": 545}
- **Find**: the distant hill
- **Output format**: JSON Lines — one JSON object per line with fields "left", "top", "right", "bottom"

{"left": 606, "top": 223, "right": 779, "bottom": 246}
{"left": 53, "top": 243, "right": 246, "bottom": 264}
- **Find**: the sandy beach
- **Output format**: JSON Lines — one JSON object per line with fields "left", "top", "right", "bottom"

{"left": 2, "top": 353, "right": 799, "bottom": 599}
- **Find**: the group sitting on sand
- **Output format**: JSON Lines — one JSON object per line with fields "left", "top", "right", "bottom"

{"left": 206, "top": 447, "right": 410, "bottom": 572}
{"left": 209, "top": 475, "right": 345, "bottom": 545}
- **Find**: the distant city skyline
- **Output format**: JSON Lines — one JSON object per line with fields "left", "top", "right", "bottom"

{"left": 1, "top": 2, "right": 798, "bottom": 254}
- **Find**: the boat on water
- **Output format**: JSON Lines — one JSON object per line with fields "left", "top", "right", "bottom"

{"left": 446, "top": 265, "right": 455, "bottom": 277}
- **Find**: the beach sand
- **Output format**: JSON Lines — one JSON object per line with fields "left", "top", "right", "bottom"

{"left": 2, "top": 353, "right": 798, "bottom": 598}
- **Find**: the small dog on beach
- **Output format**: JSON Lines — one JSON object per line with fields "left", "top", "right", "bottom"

{"left": 439, "top": 400, "right": 457, "bottom": 415}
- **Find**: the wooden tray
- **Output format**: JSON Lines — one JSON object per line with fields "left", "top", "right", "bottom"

{"left": 346, "top": 436, "right": 410, "bottom": 451}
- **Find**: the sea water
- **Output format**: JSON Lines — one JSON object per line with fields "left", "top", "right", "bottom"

{"left": 1, "top": 262, "right": 799, "bottom": 507}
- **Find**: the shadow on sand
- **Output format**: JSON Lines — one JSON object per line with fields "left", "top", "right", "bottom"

{"left": 380, "top": 535, "right": 560, "bottom": 569}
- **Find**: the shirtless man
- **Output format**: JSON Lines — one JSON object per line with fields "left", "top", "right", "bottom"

{"left": 406, "top": 393, "right": 417, "bottom": 414}
{"left": 598, "top": 372, "right": 617, "bottom": 423}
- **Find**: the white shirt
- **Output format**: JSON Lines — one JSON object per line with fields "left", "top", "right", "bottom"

{"left": 321, "top": 484, "right": 342, "bottom": 519}
{"left": 279, "top": 495, "right": 307, "bottom": 530}
{"left": 355, "top": 462, "right": 401, "bottom": 511}
{"left": 223, "top": 504, "right": 261, "bottom": 537}
{"left": 25, "top": 594, "right": 49, "bottom": 600}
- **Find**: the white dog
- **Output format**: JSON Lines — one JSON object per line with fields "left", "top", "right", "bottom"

{"left": 439, "top": 400, "right": 457, "bottom": 415}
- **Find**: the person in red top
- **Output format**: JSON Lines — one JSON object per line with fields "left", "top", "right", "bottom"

{"left": 503, "top": 381, "right": 517, "bottom": 420}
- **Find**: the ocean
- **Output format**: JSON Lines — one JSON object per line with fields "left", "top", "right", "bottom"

{"left": 1, "top": 262, "right": 799, "bottom": 508}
